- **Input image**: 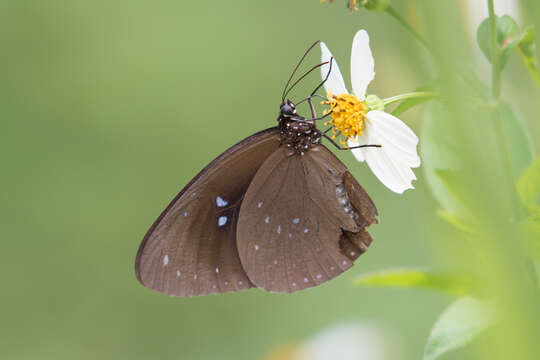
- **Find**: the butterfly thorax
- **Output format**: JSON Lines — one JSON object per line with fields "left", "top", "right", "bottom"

{"left": 278, "top": 119, "right": 321, "bottom": 155}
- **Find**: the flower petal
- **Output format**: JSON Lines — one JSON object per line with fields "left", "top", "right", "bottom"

{"left": 364, "top": 144, "right": 417, "bottom": 194}
{"left": 320, "top": 42, "right": 348, "bottom": 95}
{"left": 356, "top": 112, "right": 420, "bottom": 194}
{"left": 350, "top": 30, "right": 375, "bottom": 100}
{"left": 365, "top": 111, "right": 420, "bottom": 167}
{"left": 348, "top": 135, "right": 368, "bottom": 162}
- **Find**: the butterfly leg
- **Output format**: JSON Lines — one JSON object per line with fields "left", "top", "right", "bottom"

{"left": 322, "top": 133, "right": 381, "bottom": 150}
{"left": 304, "top": 95, "right": 334, "bottom": 121}
{"left": 308, "top": 94, "right": 317, "bottom": 118}
{"left": 304, "top": 109, "right": 333, "bottom": 122}
{"left": 290, "top": 108, "right": 333, "bottom": 123}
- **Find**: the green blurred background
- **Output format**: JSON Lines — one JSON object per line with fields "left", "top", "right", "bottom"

{"left": 2, "top": 1, "right": 538, "bottom": 359}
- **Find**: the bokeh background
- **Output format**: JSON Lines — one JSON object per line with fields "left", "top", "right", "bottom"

{"left": 2, "top": 1, "right": 538, "bottom": 359}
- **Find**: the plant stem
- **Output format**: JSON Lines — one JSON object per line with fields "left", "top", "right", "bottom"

{"left": 490, "top": 106, "right": 521, "bottom": 213}
{"left": 485, "top": 1, "right": 538, "bottom": 289}
{"left": 487, "top": 0, "right": 501, "bottom": 99}
{"left": 485, "top": 0, "right": 518, "bottom": 213}
{"left": 489, "top": 101, "right": 538, "bottom": 289}
{"left": 385, "top": 6, "right": 432, "bottom": 54}
{"left": 382, "top": 91, "right": 437, "bottom": 106}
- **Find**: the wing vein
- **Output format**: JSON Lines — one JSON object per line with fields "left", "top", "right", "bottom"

{"left": 300, "top": 159, "right": 333, "bottom": 282}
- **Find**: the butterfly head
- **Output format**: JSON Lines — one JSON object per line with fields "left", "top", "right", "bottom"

{"left": 279, "top": 100, "right": 297, "bottom": 118}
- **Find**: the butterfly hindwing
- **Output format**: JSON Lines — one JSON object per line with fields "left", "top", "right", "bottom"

{"left": 236, "top": 145, "right": 378, "bottom": 293}
{"left": 135, "top": 128, "right": 281, "bottom": 297}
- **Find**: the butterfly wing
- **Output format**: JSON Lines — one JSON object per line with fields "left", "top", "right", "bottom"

{"left": 236, "top": 145, "right": 378, "bottom": 293}
{"left": 135, "top": 128, "right": 280, "bottom": 297}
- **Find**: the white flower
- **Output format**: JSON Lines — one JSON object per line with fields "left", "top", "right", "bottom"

{"left": 296, "top": 322, "right": 402, "bottom": 360}
{"left": 320, "top": 30, "right": 420, "bottom": 194}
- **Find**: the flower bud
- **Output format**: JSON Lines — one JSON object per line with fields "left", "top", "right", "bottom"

{"left": 360, "top": 0, "right": 390, "bottom": 12}
{"left": 365, "top": 94, "right": 385, "bottom": 111}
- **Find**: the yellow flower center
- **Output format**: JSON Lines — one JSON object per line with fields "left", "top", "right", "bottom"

{"left": 322, "top": 92, "right": 368, "bottom": 146}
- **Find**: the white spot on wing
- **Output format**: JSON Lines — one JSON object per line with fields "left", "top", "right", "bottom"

{"left": 239, "top": 281, "right": 243, "bottom": 286}
{"left": 257, "top": 202, "right": 263, "bottom": 208}
{"left": 288, "top": 233, "right": 292, "bottom": 238}
{"left": 316, "top": 274, "right": 322, "bottom": 279}
{"left": 292, "top": 218, "right": 300, "bottom": 224}
{"left": 265, "top": 216, "right": 270, "bottom": 224}
{"left": 292, "top": 282, "right": 297, "bottom": 287}
{"left": 218, "top": 216, "right": 228, "bottom": 227}
{"left": 184, "top": 211, "right": 188, "bottom": 217}
{"left": 176, "top": 270, "right": 181, "bottom": 277}
{"left": 254, "top": 244, "right": 259, "bottom": 251}
{"left": 277, "top": 225, "right": 281, "bottom": 234}
{"left": 194, "top": 274, "right": 198, "bottom": 280}
{"left": 303, "top": 277, "right": 309, "bottom": 283}
{"left": 215, "top": 267, "right": 219, "bottom": 273}
{"left": 273, "top": 260, "right": 278, "bottom": 265}
{"left": 216, "top": 196, "right": 228, "bottom": 207}
{"left": 163, "top": 255, "right": 169, "bottom": 266}
{"left": 304, "top": 228, "right": 309, "bottom": 233}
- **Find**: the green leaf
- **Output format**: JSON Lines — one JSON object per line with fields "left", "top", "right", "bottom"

{"left": 498, "top": 103, "right": 535, "bottom": 179}
{"left": 422, "top": 101, "right": 534, "bottom": 217}
{"left": 421, "top": 103, "right": 466, "bottom": 216}
{"left": 434, "top": 169, "right": 499, "bottom": 219}
{"left": 519, "top": 26, "right": 536, "bottom": 57}
{"left": 519, "top": 213, "right": 540, "bottom": 262}
{"left": 363, "top": 0, "right": 390, "bottom": 12}
{"left": 353, "top": 268, "right": 473, "bottom": 296}
{"left": 424, "top": 297, "right": 497, "bottom": 360}
{"left": 477, "top": 15, "right": 528, "bottom": 70}
{"left": 437, "top": 210, "right": 475, "bottom": 234}
{"left": 517, "top": 156, "right": 540, "bottom": 212}
{"left": 435, "top": 170, "right": 477, "bottom": 215}
{"left": 392, "top": 86, "right": 437, "bottom": 116}
{"left": 517, "top": 26, "right": 539, "bottom": 72}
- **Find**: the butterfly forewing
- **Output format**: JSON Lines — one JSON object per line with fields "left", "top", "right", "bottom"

{"left": 236, "top": 145, "right": 378, "bottom": 293}
{"left": 135, "top": 128, "right": 280, "bottom": 297}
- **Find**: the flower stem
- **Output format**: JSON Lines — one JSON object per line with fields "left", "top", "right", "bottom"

{"left": 382, "top": 91, "right": 437, "bottom": 106}
{"left": 487, "top": 0, "right": 501, "bottom": 99}
{"left": 385, "top": 6, "right": 432, "bottom": 54}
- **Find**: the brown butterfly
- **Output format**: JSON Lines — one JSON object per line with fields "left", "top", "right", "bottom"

{"left": 135, "top": 42, "right": 379, "bottom": 297}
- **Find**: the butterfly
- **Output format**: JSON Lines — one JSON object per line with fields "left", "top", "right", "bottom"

{"left": 135, "top": 41, "right": 379, "bottom": 297}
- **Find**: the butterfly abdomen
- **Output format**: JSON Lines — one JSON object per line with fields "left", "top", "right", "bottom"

{"left": 336, "top": 182, "right": 363, "bottom": 227}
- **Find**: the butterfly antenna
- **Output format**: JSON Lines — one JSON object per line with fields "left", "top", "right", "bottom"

{"left": 311, "top": 57, "right": 333, "bottom": 96}
{"left": 282, "top": 61, "right": 329, "bottom": 101}
{"left": 281, "top": 40, "right": 321, "bottom": 103}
